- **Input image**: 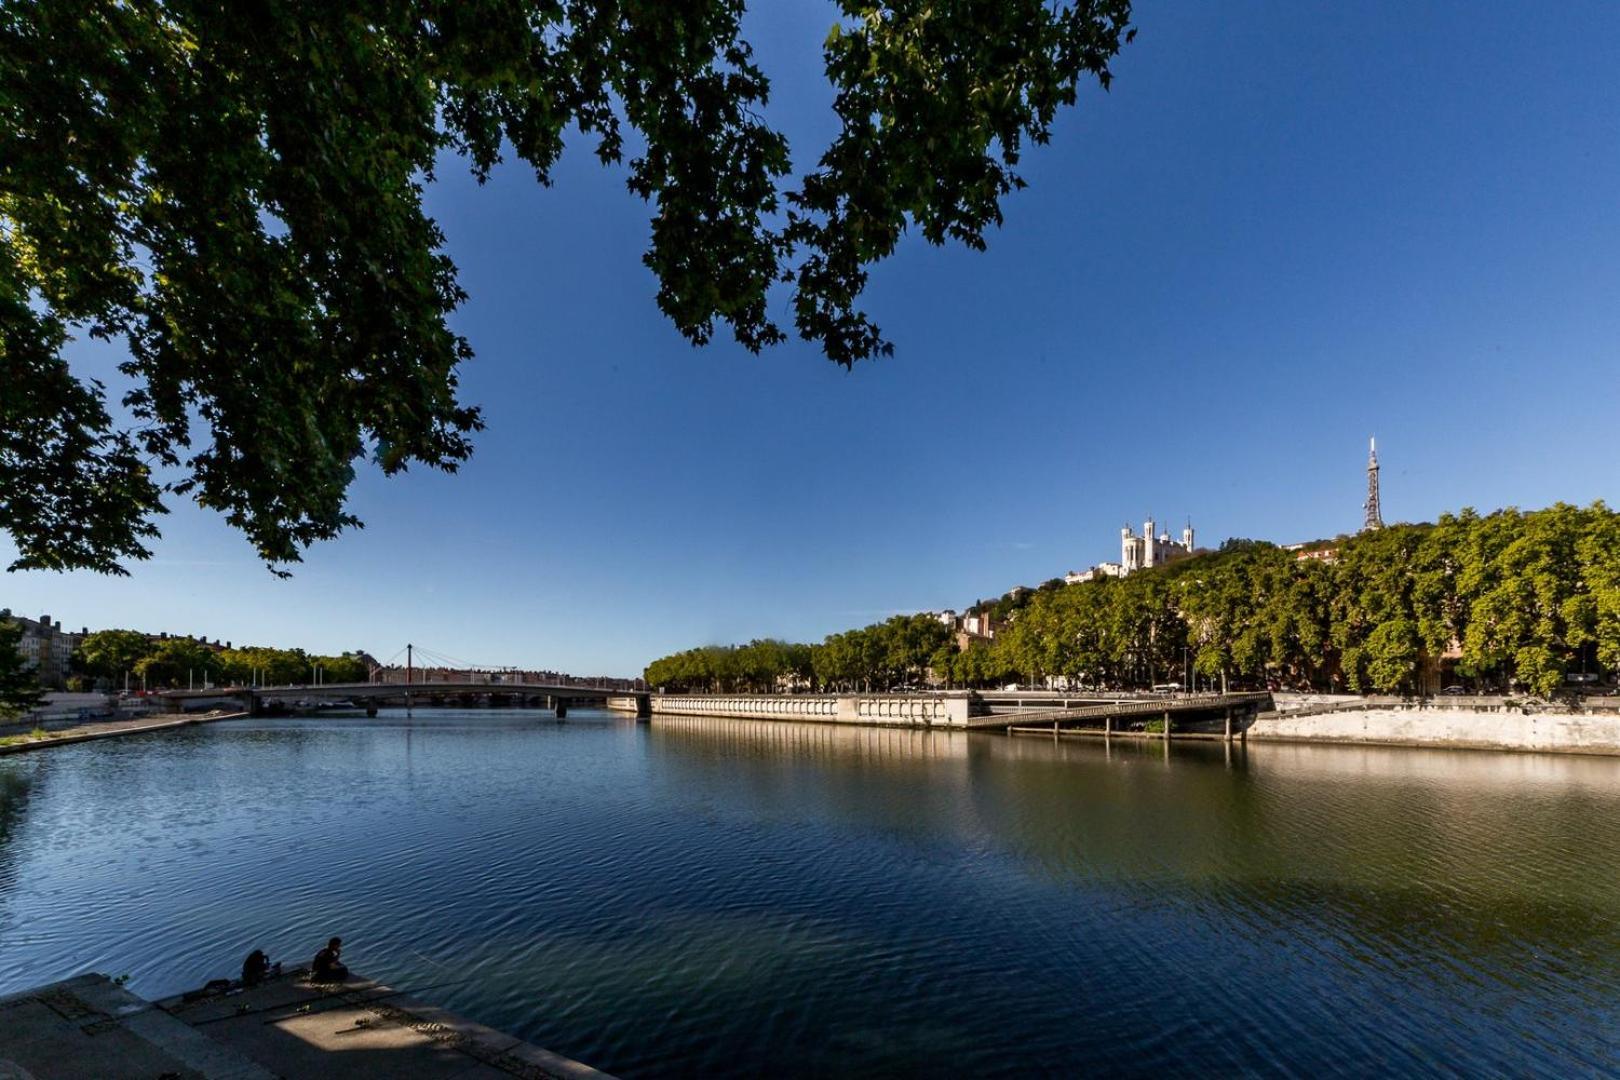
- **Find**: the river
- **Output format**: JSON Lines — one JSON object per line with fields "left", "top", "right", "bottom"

{"left": 1, "top": 709, "right": 1616, "bottom": 1075}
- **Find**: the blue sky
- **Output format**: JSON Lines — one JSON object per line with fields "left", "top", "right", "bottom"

{"left": 6, "top": 1, "right": 1619, "bottom": 675}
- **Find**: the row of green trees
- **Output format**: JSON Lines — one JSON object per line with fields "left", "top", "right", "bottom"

{"left": 644, "top": 503, "right": 1620, "bottom": 697}
{"left": 73, "top": 630, "right": 369, "bottom": 690}
{"left": 642, "top": 640, "right": 813, "bottom": 695}
{"left": 644, "top": 614, "right": 956, "bottom": 694}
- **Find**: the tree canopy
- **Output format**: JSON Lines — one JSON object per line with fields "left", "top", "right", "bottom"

{"left": 71, "top": 628, "right": 369, "bottom": 689}
{"left": 73, "top": 628, "right": 154, "bottom": 683}
{"left": 1, "top": 1, "right": 1134, "bottom": 573}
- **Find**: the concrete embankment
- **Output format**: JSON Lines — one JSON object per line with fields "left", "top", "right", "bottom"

{"left": 0, "top": 969, "right": 612, "bottom": 1079}
{"left": 1249, "top": 702, "right": 1620, "bottom": 756}
{"left": 0, "top": 709, "right": 246, "bottom": 756}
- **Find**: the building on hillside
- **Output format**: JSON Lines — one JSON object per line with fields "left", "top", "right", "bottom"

{"left": 6, "top": 613, "right": 84, "bottom": 690}
{"left": 1064, "top": 562, "right": 1125, "bottom": 585}
{"left": 1284, "top": 542, "right": 1339, "bottom": 564}
{"left": 952, "top": 611, "right": 998, "bottom": 652}
{"left": 1120, "top": 518, "right": 1196, "bottom": 574}
{"left": 145, "top": 631, "right": 233, "bottom": 651}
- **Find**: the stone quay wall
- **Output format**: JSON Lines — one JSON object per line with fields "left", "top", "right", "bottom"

{"left": 1248, "top": 704, "right": 1620, "bottom": 756}
{"left": 641, "top": 693, "right": 974, "bottom": 728}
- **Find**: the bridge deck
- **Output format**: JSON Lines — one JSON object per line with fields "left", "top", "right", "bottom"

{"left": 160, "top": 681, "right": 640, "bottom": 701}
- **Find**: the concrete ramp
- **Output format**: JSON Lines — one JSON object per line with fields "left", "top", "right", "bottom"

{"left": 0, "top": 970, "right": 613, "bottom": 1079}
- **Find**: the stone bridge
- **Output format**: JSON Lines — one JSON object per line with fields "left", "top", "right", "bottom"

{"left": 160, "top": 681, "right": 650, "bottom": 719}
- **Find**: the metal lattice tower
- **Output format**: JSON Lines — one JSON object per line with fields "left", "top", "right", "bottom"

{"left": 1363, "top": 437, "right": 1384, "bottom": 531}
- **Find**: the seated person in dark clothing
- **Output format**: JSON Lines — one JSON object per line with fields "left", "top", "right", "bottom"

{"left": 311, "top": 937, "right": 348, "bottom": 982}
{"left": 242, "top": 949, "right": 271, "bottom": 987}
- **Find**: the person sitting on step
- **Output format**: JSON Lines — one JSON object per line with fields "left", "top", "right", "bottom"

{"left": 311, "top": 937, "right": 348, "bottom": 983}
{"left": 241, "top": 948, "right": 271, "bottom": 987}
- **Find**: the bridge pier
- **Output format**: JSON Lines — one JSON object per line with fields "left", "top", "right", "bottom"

{"left": 554, "top": 699, "right": 568, "bottom": 720}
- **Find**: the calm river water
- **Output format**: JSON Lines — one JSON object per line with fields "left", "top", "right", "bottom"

{"left": 1, "top": 710, "right": 1618, "bottom": 1076}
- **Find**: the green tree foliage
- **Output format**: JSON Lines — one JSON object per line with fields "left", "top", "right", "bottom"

{"left": 133, "top": 637, "right": 219, "bottom": 689}
{"left": 0, "top": 615, "right": 45, "bottom": 718}
{"left": 644, "top": 502, "right": 1620, "bottom": 697}
{"left": 73, "top": 630, "right": 369, "bottom": 689}
{"left": 312, "top": 654, "right": 370, "bottom": 685}
{"left": 214, "top": 646, "right": 307, "bottom": 688}
{"left": 1358, "top": 619, "right": 1420, "bottom": 694}
{"left": 646, "top": 617, "right": 950, "bottom": 693}
{"left": 644, "top": 639, "right": 815, "bottom": 694}
{"left": 193, "top": 646, "right": 368, "bottom": 687}
{"left": 810, "top": 615, "right": 952, "bottom": 691}
{"left": 1, "top": 1, "right": 1133, "bottom": 574}
{"left": 73, "top": 629, "right": 156, "bottom": 684}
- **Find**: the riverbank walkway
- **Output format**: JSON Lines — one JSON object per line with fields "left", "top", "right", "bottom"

{"left": 0, "top": 709, "right": 245, "bottom": 757}
{"left": 0, "top": 969, "right": 611, "bottom": 1079}
{"left": 985, "top": 692, "right": 1272, "bottom": 736}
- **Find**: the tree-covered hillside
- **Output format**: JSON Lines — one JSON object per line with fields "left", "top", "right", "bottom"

{"left": 644, "top": 503, "right": 1620, "bottom": 697}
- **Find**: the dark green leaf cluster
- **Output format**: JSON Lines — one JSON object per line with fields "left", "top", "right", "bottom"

{"left": 0, "top": 615, "right": 47, "bottom": 717}
{"left": 810, "top": 613, "right": 953, "bottom": 691}
{"left": 645, "top": 613, "right": 951, "bottom": 693}
{"left": 2, "top": 2, "right": 1132, "bottom": 571}
{"left": 644, "top": 502, "right": 1620, "bottom": 698}
{"left": 643, "top": 638, "right": 813, "bottom": 695}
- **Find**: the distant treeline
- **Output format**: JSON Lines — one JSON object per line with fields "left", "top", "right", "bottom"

{"left": 644, "top": 503, "right": 1620, "bottom": 697}
{"left": 72, "top": 630, "right": 369, "bottom": 690}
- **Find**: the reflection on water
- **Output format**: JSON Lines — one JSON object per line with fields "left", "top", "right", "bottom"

{"left": 1, "top": 711, "right": 1617, "bottom": 1076}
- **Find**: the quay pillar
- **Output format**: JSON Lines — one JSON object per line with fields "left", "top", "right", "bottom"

{"left": 1224, "top": 708, "right": 1232, "bottom": 743}
{"left": 1163, "top": 710, "right": 1172, "bottom": 740}
{"left": 1104, "top": 715, "right": 1112, "bottom": 738}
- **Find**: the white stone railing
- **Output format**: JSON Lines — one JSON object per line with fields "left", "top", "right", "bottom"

{"left": 647, "top": 694, "right": 972, "bottom": 727}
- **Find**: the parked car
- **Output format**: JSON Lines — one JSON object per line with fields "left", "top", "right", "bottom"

{"left": 1441, "top": 685, "right": 1467, "bottom": 695}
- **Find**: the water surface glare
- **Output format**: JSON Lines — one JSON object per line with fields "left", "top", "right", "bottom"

{"left": 1, "top": 710, "right": 1618, "bottom": 1075}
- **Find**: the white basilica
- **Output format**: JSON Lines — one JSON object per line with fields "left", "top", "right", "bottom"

{"left": 1120, "top": 517, "right": 1195, "bottom": 574}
